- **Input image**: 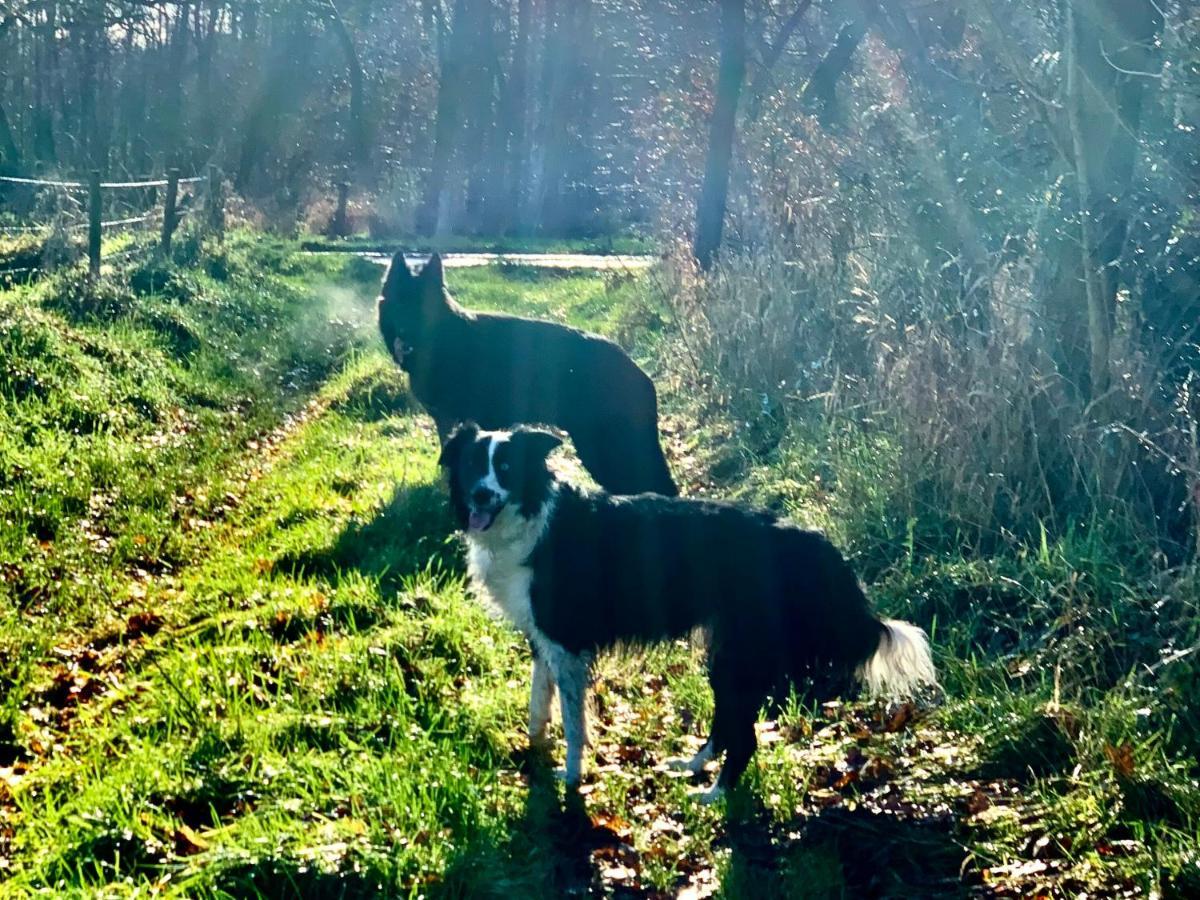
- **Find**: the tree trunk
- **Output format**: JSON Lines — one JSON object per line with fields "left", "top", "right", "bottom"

{"left": 0, "top": 100, "right": 19, "bottom": 171}
{"left": 236, "top": 15, "right": 313, "bottom": 193}
{"left": 526, "top": 0, "right": 560, "bottom": 229}
{"left": 1059, "top": 0, "right": 1163, "bottom": 400}
{"left": 693, "top": 0, "right": 747, "bottom": 270}
{"left": 505, "top": 0, "right": 533, "bottom": 230}
{"left": 196, "top": 3, "right": 219, "bottom": 158}
{"left": 539, "top": 0, "right": 595, "bottom": 234}
{"left": 1066, "top": 0, "right": 1110, "bottom": 399}
{"left": 800, "top": 17, "right": 866, "bottom": 125}
{"left": 416, "top": 0, "right": 471, "bottom": 236}
{"left": 746, "top": 0, "right": 814, "bottom": 119}
{"left": 461, "top": 3, "right": 503, "bottom": 232}
{"left": 326, "top": 1, "right": 370, "bottom": 170}
{"left": 31, "top": 9, "right": 55, "bottom": 164}
{"left": 33, "top": 2, "right": 59, "bottom": 165}
{"left": 78, "top": 20, "right": 101, "bottom": 168}
{"left": 162, "top": 1, "right": 191, "bottom": 166}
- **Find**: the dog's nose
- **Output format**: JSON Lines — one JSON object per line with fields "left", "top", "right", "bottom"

{"left": 471, "top": 486, "right": 496, "bottom": 507}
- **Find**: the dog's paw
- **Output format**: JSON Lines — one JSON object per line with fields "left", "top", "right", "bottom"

{"left": 689, "top": 784, "right": 725, "bottom": 805}
{"left": 666, "top": 756, "right": 700, "bottom": 773}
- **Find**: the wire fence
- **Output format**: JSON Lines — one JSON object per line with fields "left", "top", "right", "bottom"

{"left": 1, "top": 166, "right": 225, "bottom": 278}
{"left": 0, "top": 173, "right": 208, "bottom": 191}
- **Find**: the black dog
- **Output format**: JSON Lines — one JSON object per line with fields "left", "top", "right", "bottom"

{"left": 378, "top": 252, "right": 677, "bottom": 496}
{"left": 439, "top": 423, "right": 937, "bottom": 802}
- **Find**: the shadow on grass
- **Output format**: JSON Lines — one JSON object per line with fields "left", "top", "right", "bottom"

{"left": 719, "top": 804, "right": 970, "bottom": 899}
{"left": 428, "top": 771, "right": 970, "bottom": 899}
{"left": 430, "top": 760, "right": 618, "bottom": 898}
{"left": 971, "top": 711, "right": 1077, "bottom": 783}
{"left": 207, "top": 855, "right": 387, "bottom": 899}
{"left": 278, "top": 480, "right": 460, "bottom": 593}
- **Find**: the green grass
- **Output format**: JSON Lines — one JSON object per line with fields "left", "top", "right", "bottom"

{"left": 1, "top": 234, "right": 1197, "bottom": 897}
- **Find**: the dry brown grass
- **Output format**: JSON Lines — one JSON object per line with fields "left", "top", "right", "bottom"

{"left": 653, "top": 240, "right": 1199, "bottom": 557}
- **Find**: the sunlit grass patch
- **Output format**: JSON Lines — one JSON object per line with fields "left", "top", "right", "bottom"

{"left": 446, "top": 263, "right": 661, "bottom": 350}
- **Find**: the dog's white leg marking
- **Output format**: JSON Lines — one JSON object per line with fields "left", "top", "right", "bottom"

{"left": 690, "top": 782, "right": 726, "bottom": 805}
{"left": 529, "top": 653, "right": 556, "bottom": 745}
{"left": 667, "top": 739, "right": 715, "bottom": 773}
{"left": 544, "top": 644, "right": 589, "bottom": 786}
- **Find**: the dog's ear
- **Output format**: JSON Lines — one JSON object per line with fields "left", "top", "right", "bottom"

{"left": 421, "top": 252, "right": 445, "bottom": 287}
{"left": 381, "top": 251, "right": 412, "bottom": 300}
{"left": 509, "top": 427, "right": 563, "bottom": 464}
{"left": 438, "top": 422, "right": 479, "bottom": 468}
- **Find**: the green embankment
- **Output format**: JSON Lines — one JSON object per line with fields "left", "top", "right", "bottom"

{"left": 0, "top": 237, "right": 1195, "bottom": 897}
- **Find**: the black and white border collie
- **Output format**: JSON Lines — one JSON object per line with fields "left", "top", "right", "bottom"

{"left": 439, "top": 423, "right": 938, "bottom": 802}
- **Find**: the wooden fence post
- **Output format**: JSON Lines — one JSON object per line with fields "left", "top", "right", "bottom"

{"left": 88, "top": 169, "right": 102, "bottom": 277}
{"left": 161, "top": 167, "right": 180, "bottom": 254}
{"left": 206, "top": 164, "right": 225, "bottom": 240}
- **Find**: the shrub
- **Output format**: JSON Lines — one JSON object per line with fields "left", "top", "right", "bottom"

{"left": 41, "top": 269, "right": 137, "bottom": 323}
{"left": 658, "top": 244, "right": 1199, "bottom": 560}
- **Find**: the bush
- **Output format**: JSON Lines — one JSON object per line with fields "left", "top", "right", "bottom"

{"left": 41, "top": 269, "right": 137, "bottom": 323}
{"left": 648, "top": 234, "right": 1200, "bottom": 754}
{"left": 342, "top": 253, "right": 385, "bottom": 285}
{"left": 659, "top": 244, "right": 1199, "bottom": 559}
{"left": 129, "top": 256, "right": 201, "bottom": 302}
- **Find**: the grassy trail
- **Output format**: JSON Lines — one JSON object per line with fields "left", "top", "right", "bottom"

{"left": 2, "top": 350, "right": 976, "bottom": 898}
{"left": 2, "top": 244, "right": 1191, "bottom": 897}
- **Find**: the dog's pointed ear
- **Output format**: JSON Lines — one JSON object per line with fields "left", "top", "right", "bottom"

{"left": 438, "top": 422, "right": 479, "bottom": 469}
{"left": 421, "top": 252, "right": 445, "bottom": 287}
{"left": 510, "top": 427, "right": 563, "bottom": 463}
{"left": 381, "top": 251, "right": 412, "bottom": 299}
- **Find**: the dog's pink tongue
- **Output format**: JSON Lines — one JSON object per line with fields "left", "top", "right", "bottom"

{"left": 468, "top": 510, "right": 493, "bottom": 532}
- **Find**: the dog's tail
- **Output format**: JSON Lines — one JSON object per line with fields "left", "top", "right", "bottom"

{"left": 856, "top": 619, "right": 938, "bottom": 699}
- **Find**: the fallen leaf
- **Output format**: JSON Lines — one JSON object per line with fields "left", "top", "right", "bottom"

{"left": 832, "top": 769, "right": 859, "bottom": 791}
{"left": 1096, "top": 839, "right": 1141, "bottom": 858}
{"left": 126, "top": 611, "right": 164, "bottom": 638}
{"left": 616, "top": 743, "right": 649, "bottom": 765}
{"left": 599, "top": 862, "right": 636, "bottom": 882}
{"left": 1104, "top": 742, "right": 1135, "bottom": 778}
{"left": 965, "top": 787, "right": 991, "bottom": 816}
{"left": 884, "top": 702, "right": 916, "bottom": 733}
{"left": 591, "top": 812, "right": 631, "bottom": 838}
{"left": 859, "top": 756, "right": 894, "bottom": 783}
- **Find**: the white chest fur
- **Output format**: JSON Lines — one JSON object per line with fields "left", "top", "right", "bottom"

{"left": 464, "top": 497, "right": 555, "bottom": 639}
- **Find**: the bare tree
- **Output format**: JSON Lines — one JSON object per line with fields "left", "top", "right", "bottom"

{"left": 694, "top": 0, "right": 747, "bottom": 270}
{"left": 1062, "top": 0, "right": 1163, "bottom": 398}
{"left": 325, "top": 0, "right": 370, "bottom": 171}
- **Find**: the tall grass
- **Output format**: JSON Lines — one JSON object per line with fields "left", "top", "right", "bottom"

{"left": 645, "top": 238, "right": 1200, "bottom": 759}
{"left": 628, "top": 241, "right": 1200, "bottom": 893}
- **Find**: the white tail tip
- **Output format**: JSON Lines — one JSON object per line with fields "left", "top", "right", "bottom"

{"left": 856, "top": 619, "right": 938, "bottom": 699}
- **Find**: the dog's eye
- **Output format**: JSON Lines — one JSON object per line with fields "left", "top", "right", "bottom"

{"left": 498, "top": 462, "right": 510, "bottom": 472}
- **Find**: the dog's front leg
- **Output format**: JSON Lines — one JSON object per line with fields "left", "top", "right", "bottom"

{"left": 547, "top": 646, "right": 589, "bottom": 786}
{"left": 667, "top": 737, "right": 716, "bottom": 774}
{"left": 529, "top": 647, "right": 556, "bottom": 747}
